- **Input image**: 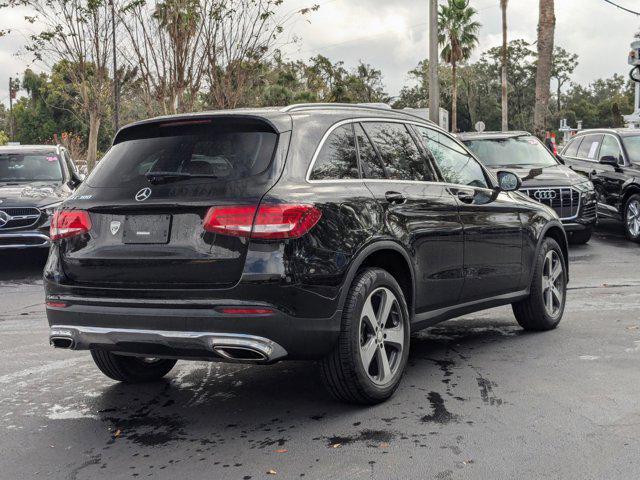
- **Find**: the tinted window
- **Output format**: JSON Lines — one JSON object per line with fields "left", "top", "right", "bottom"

{"left": 355, "top": 124, "right": 386, "bottom": 179}
{"left": 599, "top": 135, "right": 623, "bottom": 164}
{"left": 576, "top": 134, "right": 603, "bottom": 161}
{"left": 414, "top": 126, "right": 489, "bottom": 188}
{"left": 562, "top": 137, "right": 582, "bottom": 158}
{"left": 622, "top": 135, "right": 640, "bottom": 162}
{"left": 310, "top": 124, "right": 358, "bottom": 180}
{"left": 362, "top": 122, "right": 433, "bottom": 181}
{"left": 464, "top": 135, "right": 557, "bottom": 168}
{"left": 88, "top": 121, "right": 278, "bottom": 188}
{"left": 0, "top": 152, "right": 63, "bottom": 182}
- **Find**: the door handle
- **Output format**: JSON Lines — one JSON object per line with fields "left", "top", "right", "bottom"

{"left": 385, "top": 191, "right": 406, "bottom": 205}
{"left": 455, "top": 190, "right": 476, "bottom": 204}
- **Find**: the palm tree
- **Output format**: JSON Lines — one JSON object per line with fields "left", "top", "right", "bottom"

{"left": 534, "top": 0, "right": 556, "bottom": 138}
{"left": 438, "top": 2, "right": 481, "bottom": 133}
{"left": 500, "top": 0, "right": 508, "bottom": 131}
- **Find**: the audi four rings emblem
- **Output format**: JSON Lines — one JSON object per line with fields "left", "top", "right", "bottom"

{"left": 534, "top": 190, "right": 557, "bottom": 201}
{"left": 135, "top": 187, "right": 152, "bottom": 202}
{"left": 0, "top": 211, "right": 9, "bottom": 228}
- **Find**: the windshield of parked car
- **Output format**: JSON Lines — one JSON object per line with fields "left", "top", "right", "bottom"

{"left": 0, "top": 152, "right": 63, "bottom": 183}
{"left": 463, "top": 135, "right": 558, "bottom": 169}
{"left": 622, "top": 135, "right": 640, "bottom": 162}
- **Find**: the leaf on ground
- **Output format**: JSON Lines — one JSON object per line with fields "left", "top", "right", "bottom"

{"left": 330, "top": 443, "right": 341, "bottom": 449}
{"left": 266, "top": 469, "right": 277, "bottom": 475}
{"left": 274, "top": 449, "right": 288, "bottom": 453}
{"left": 379, "top": 442, "right": 390, "bottom": 448}
{"left": 113, "top": 429, "right": 121, "bottom": 438}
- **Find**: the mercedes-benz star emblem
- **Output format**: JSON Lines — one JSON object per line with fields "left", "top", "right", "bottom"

{"left": 110, "top": 221, "right": 121, "bottom": 235}
{"left": 135, "top": 187, "right": 152, "bottom": 202}
{"left": 0, "top": 211, "right": 10, "bottom": 228}
{"left": 534, "top": 190, "right": 557, "bottom": 201}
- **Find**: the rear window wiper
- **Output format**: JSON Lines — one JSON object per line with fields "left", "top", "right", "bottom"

{"left": 145, "top": 171, "right": 220, "bottom": 184}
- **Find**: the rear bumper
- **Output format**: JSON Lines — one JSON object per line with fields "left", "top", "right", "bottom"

{"left": 0, "top": 231, "right": 50, "bottom": 249}
{"left": 46, "top": 301, "right": 341, "bottom": 361}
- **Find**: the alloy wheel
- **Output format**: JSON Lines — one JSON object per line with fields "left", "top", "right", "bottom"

{"left": 542, "top": 250, "right": 564, "bottom": 318}
{"left": 626, "top": 199, "right": 640, "bottom": 238}
{"left": 359, "top": 287, "right": 405, "bottom": 386}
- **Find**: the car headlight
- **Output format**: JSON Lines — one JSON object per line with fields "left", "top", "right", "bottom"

{"left": 43, "top": 202, "right": 62, "bottom": 216}
{"left": 574, "top": 181, "right": 594, "bottom": 192}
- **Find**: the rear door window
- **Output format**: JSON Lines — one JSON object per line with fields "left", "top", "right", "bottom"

{"left": 562, "top": 137, "right": 582, "bottom": 158}
{"left": 310, "top": 124, "right": 358, "bottom": 180}
{"left": 88, "top": 120, "right": 278, "bottom": 188}
{"left": 362, "top": 122, "right": 433, "bottom": 181}
{"left": 576, "top": 134, "right": 603, "bottom": 161}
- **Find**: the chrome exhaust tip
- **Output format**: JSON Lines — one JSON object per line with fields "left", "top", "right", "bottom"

{"left": 213, "top": 346, "right": 269, "bottom": 362}
{"left": 50, "top": 336, "right": 75, "bottom": 349}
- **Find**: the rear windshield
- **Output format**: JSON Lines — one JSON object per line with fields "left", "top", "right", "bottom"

{"left": 0, "top": 152, "right": 63, "bottom": 183}
{"left": 88, "top": 119, "right": 278, "bottom": 188}
{"left": 464, "top": 135, "right": 558, "bottom": 168}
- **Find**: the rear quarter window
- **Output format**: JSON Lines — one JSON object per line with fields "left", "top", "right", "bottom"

{"left": 562, "top": 137, "right": 582, "bottom": 158}
{"left": 88, "top": 119, "right": 278, "bottom": 188}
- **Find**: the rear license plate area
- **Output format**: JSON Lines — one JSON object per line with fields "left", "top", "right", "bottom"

{"left": 122, "top": 215, "right": 172, "bottom": 244}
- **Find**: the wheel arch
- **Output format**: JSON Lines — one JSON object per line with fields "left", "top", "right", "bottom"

{"left": 620, "top": 182, "right": 640, "bottom": 214}
{"left": 339, "top": 241, "right": 416, "bottom": 318}
{"left": 537, "top": 221, "right": 570, "bottom": 282}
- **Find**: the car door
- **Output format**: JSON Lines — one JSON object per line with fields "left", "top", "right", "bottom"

{"left": 413, "top": 125, "right": 524, "bottom": 302}
{"left": 596, "top": 134, "right": 629, "bottom": 216}
{"left": 356, "top": 121, "right": 465, "bottom": 313}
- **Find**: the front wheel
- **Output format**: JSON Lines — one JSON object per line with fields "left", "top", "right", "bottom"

{"left": 512, "top": 237, "right": 567, "bottom": 331}
{"left": 91, "top": 350, "right": 177, "bottom": 383}
{"left": 320, "top": 268, "right": 410, "bottom": 405}
{"left": 624, "top": 194, "right": 640, "bottom": 243}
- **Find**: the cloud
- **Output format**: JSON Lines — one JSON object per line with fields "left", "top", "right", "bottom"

{"left": 0, "top": 0, "right": 638, "bottom": 109}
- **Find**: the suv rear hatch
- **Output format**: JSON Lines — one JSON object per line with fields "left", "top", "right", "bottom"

{"left": 59, "top": 115, "right": 288, "bottom": 289}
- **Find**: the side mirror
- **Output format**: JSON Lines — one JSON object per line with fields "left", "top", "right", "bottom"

{"left": 496, "top": 170, "right": 522, "bottom": 192}
{"left": 599, "top": 156, "right": 620, "bottom": 168}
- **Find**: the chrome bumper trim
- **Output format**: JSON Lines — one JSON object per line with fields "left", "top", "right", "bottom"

{"left": 0, "top": 233, "right": 50, "bottom": 249}
{"left": 48, "top": 325, "right": 288, "bottom": 364}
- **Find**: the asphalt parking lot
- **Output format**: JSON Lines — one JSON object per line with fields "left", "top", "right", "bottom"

{"left": 0, "top": 220, "right": 638, "bottom": 480}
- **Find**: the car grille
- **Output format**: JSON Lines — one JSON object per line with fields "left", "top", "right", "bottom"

{"left": 0, "top": 207, "right": 42, "bottom": 230}
{"left": 521, "top": 187, "right": 581, "bottom": 220}
{"left": 581, "top": 202, "right": 597, "bottom": 219}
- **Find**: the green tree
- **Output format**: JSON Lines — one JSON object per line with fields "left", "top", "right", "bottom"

{"left": 0, "top": 130, "right": 8, "bottom": 145}
{"left": 551, "top": 46, "right": 578, "bottom": 111}
{"left": 438, "top": 1, "right": 481, "bottom": 132}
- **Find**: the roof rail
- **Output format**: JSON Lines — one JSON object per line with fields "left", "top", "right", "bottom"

{"left": 280, "top": 103, "right": 436, "bottom": 125}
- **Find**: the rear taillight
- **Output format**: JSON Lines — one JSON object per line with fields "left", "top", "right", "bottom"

{"left": 50, "top": 210, "right": 92, "bottom": 241}
{"left": 216, "top": 307, "right": 274, "bottom": 316}
{"left": 203, "top": 204, "right": 322, "bottom": 240}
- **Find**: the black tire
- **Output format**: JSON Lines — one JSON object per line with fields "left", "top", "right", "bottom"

{"left": 91, "top": 350, "right": 177, "bottom": 383}
{"left": 320, "top": 268, "right": 411, "bottom": 405}
{"left": 568, "top": 227, "right": 593, "bottom": 245}
{"left": 623, "top": 193, "right": 640, "bottom": 243}
{"left": 512, "top": 237, "right": 567, "bottom": 331}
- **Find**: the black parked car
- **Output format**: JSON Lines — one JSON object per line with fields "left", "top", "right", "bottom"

{"left": 458, "top": 131, "right": 597, "bottom": 245}
{"left": 0, "top": 145, "right": 83, "bottom": 249}
{"left": 45, "top": 105, "right": 569, "bottom": 404}
{"left": 560, "top": 128, "right": 640, "bottom": 243}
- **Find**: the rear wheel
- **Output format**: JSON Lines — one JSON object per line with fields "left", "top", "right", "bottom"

{"left": 624, "top": 194, "right": 640, "bottom": 243}
{"left": 568, "top": 227, "right": 592, "bottom": 245}
{"left": 91, "top": 350, "right": 177, "bottom": 383}
{"left": 512, "top": 237, "right": 567, "bottom": 331}
{"left": 320, "top": 268, "right": 410, "bottom": 405}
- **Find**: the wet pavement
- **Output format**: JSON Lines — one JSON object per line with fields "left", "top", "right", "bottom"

{"left": 0, "top": 220, "right": 638, "bottom": 479}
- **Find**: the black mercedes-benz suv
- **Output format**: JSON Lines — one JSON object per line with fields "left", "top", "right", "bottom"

{"left": 560, "top": 128, "right": 640, "bottom": 243}
{"left": 458, "top": 131, "right": 597, "bottom": 245}
{"left": 45, "top": 104, "right": 569, "bottom": 404}
{"left": 0, "top": 145, "right": 83, "bottom": 249}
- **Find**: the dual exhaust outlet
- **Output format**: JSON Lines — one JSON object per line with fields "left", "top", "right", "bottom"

{"left": 48, "top": 326, "right": 286, "bottom": 364}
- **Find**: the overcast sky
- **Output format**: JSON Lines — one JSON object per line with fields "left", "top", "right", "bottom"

{"left": 0, "top": 0, "right": 639, "bottom": 107}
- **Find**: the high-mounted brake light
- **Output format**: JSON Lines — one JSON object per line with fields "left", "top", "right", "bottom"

{"left": 203, "top": 204, "right": 322, "bottom": 240}
{"left": 50, "top": 210, "right": 92, "bottom": 241}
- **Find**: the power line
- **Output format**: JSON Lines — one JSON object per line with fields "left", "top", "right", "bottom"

{"left": 603, "top": 0, "right": 640, "bottom": 16}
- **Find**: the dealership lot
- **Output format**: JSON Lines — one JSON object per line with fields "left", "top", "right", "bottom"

{"left": 0, "top": 220, "right": 638, "bottom": 480}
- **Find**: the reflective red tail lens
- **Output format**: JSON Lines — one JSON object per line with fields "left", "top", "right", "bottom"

{"left": 216, "top": 307, "right": 274, "bottom": 316}
{"left": 50, "top": 210, "right": 92, "bottom": 240}
{"left": 203, "top": 204, "right": 322, "bottom": 240}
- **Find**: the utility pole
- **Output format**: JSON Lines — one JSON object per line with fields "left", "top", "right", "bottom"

{"left": 110, "top": 0, "right": 120, "bottom": 132}
{"left": 428, "top": 0, "right": 440, "bottom": 125}
{"left": 8, "top": 76, "right": 15, "bottom": 141}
